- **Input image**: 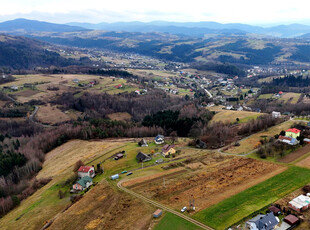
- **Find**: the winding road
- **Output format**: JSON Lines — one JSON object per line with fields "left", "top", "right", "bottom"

{"left": 117, "top": 181, "right": 214, "bottom": 230}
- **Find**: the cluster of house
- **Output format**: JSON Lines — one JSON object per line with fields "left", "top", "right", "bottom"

{"left": 134, "top": 89, "right": 147, "bottom": 95}
{"left": 73, "top": 79, "right": 97, "bottom": 88}
{"left": 246, "top": 205, "right": 300, "bottom": 230}
{"left": 136, "top": 144, "right": 177, "bottom": 163}
{"left": 114, "top": 84, "right": 123, "bottom": 89}
{"left": 72, "top": 166, "right": 95, "bottom": 192}
{"left": 136, "top": 136, "right": 177, "bottom": 163}
{"left": 278, "top": 128, "right": 301, "bottom": 146}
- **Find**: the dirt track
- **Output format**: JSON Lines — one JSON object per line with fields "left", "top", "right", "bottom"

{"left": 279, "top": 144, "right": 310, "bottom": 163}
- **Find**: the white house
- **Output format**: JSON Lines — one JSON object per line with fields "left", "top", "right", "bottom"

{"left": 78, "top": 166, "right": 95, "bottom": 179}
{"left": 272, "top": 111, "right": 281, "bottom": 118}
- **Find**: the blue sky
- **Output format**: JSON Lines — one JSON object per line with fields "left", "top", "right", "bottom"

{"left": 1, "top": 0, "right": 310, "bottom": 25}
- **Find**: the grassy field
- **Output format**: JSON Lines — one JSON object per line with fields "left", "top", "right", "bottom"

{"left": 211, "top": 110, "right": 262, "bottom": 124}
{"left": 226, "top": 121, "right": 294, "bottom": 154}
{"left": 193, "top": 166, "right": 310, "bottom": 230}
{"left": 258, "top": 93, "right": 273, "bottom": 99}
{"left": 154, "top": 212, "right": 202, "bottom": 230}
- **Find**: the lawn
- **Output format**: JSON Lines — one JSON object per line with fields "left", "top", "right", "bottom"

{"left": 193, "top": 166, "right": 310, "bottom": 230}
{"left": 154, "top": 212, "right": 202, "bottom": 230}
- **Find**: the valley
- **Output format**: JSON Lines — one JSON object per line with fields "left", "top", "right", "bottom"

{"left": 1, "top": 16, "right": 310, "bottom": 230}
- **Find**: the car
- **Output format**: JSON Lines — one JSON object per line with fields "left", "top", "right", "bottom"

{"left": 126, "top": 172, "right": 133, "bottom": 176}
{"left": 121, "top": 171, "right": 127, "bottom": 174}
{"left": 181, "top": 206, "right": 187, "bottom": 213}
{"left": 155, "top": 159, "right": 164, "bottom": 164}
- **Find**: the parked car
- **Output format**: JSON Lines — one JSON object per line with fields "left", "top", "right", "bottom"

{"left": 155, "top": 159, "right": 164, "bottom": 164}
{"left": 181, "top": 207, "right": 187, "bottom": 213}
{"left": 121, "top": 171, "right": 127, "bottom": 174}
{"left": 127, "top": 172, "right": 133, "bottom": 176}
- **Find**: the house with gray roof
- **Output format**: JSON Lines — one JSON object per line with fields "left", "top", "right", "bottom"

{"left": 246, "top": 212, "right": 279, "bottom": 230}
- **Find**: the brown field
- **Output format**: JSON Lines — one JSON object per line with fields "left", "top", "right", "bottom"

{"left": 49, "top": 181, "right": 153, "bottom": 230}
{"left": 0, "top": 100, "right": 9, "bottom": 107}
{"left": 14, "top": 89, "right": 39, "bottom": 97}
{"left": 278, "top": 144, "right": 310, "bottom": 163}
{"left": 107, "top": 112, "right": 132, "bottom": 121}
{"left": 125, "top": 154, "right": 285, "bottom": 212}
{"left": 295, "top": 150, "right": 310, "bottom": 169}
{"left": 36, "top": 104, "right": 71, "bottom": 125}
{"left": 281, "top": 93, "right": 301, "bottom": 104}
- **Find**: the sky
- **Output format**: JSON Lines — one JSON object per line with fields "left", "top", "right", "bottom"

{"left": 1, "top": 0, "right": 310, "bottom": 26}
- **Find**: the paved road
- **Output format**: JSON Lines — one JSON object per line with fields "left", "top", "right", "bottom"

{"left": 117, "top": 181, "right": 214, "bottom": 230}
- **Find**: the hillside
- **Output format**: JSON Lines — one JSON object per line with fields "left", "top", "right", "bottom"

{"left": 0, "top": 34, "right": 79, "bottom": 69}
{"left": 29, "top": 31, "right": 310, "bottom": 65}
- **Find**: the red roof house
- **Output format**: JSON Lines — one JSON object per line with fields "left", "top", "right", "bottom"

{"left": 279, "top": 91, "right": 283, "bottom": 95}
{"left": 78, "top": 166, "right": 95, "bottom": 178}
{"left": 286, "top": 128, "right": 301, "bottom": 134}
{"left": 114, "top": 84, "right": 123, "bottom": 89}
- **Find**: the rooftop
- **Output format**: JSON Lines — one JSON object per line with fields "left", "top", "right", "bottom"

{"left": 78, "top": 166, "right": 93, "bottom": 173}
{"left": 286, "top": 128, "right": 301, "bottom": 134}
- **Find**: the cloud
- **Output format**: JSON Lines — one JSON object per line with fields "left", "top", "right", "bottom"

{"left": 0, "top": 0, "right": 310, "bottom": 25}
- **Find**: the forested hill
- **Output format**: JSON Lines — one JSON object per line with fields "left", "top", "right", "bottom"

{"left": 0, "top": 34, "right": 79, "bottom": 69}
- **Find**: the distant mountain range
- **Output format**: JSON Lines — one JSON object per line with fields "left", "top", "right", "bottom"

{"left": 1, "top": 19, "right": 310, "bottom": 38}
{"left": 67, "top": 21, "right": 310, "bottom": 38}
{"left": 0, "top": 18, "right": 89, "bottom": 34}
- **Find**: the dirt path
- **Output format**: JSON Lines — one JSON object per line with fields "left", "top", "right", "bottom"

{"left": 278, "top": 144, "right": 310, "bottom": 163}
{"left": 117, "top": 180, "right": 214, "bottom": 230}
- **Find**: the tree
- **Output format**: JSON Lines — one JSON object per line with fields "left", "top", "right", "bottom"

{"left": 170, "top": 131, "right": 178, "bottom": 144}
{"left": 73, "top": 160, "right": 84, "bottom": 172}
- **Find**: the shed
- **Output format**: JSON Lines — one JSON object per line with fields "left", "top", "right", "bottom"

{"left": 111, "top": 174, "right": 119, "bottom": 180}
{"left": 268, "top": 206, "right": 281, "bottom": 215}
{"left": 138, "top": 138, "right": 148, "bottom": 147}
{"left": 304, "top": 138, "right": 310, "bottom": 144}
{"left": 153, "top": 209, "right": 162, "bottom": 218}
{"left": 196, "top": 139, "right": 207, "bottom": 149}
{"left": 283, "top": 214, "right": 299, "bottom": 226}
{"left": 136, "top": 152, "right": 152, "bottom": 162}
